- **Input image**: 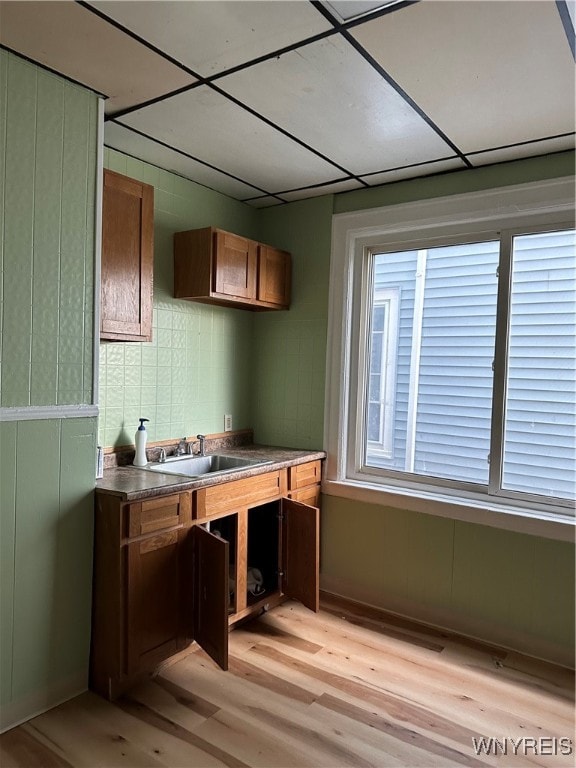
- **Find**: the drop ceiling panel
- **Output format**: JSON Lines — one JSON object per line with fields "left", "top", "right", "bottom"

{"left": 219, "top": 35, "right": 454, "bottom": 176}
{"left": 280, "top": 178, "right": 365, "bottom": 201}
{"left": 88, "top": 0, "right": 333, "bottom": 77}
{"left": 120, "top": 86, "right": 343, "bottom": 193}
{"left": 243, "top": 196, "right": 286, "bottom": 209}
{"left": 104, "top": 122, "right": 261, "bottom": 200}
{"left": 468, "top": 135, "right": 576, "bottom": 167}
{"left": 0, "top": 1, "right": 195, "bottom": 113}
{"left": 361, "top": 157, "right": 467, "bottom": 186}
{"left": 351, "top": 1, "right": 576, "bottom": 153}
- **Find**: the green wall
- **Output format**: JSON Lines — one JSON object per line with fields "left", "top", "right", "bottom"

{"left": 253, "top": 195, "right": 333, "bottom": 448}
{"left": 257, "top": 152, "right": 576, "bottom": 666}
{"left": 99, "top": 150, "right": 258, "bottom": 447}
{"left": 0, "top": 51, "right": 98, "bottom": 730}
{"left": 321, "top": 497, "right": 575, "bottom": 666}
{"left": 0, "top": 51, "right": 97, "bottom": 408}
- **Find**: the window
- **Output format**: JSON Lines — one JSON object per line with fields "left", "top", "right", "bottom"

{"left": 363, "top": 239, "right": 499, "bottom": 482}
{"left": 325, "top": 179, "right": 575, "bottom": 522}
{"left": 502, "top": 229, "right": 576, "bottom": 500}
{"left": 367, "top": 288, "right": 399, "bottom": 460}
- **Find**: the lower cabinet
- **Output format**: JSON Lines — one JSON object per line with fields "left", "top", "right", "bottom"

{"left": 125, "top": 527, "right": 191, "bottom": 677}
{"left": 91, "top": 462, "right": 321, "bottom": 700}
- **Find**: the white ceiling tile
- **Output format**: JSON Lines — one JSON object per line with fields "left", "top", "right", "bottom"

{"left": 468, "top": 135, "right": 576, "bottom": 167}
{"left": 324, "top": 1, "right": 401, "bottom": 23}
{"left": 88, "top": 0, "right": 333, "bottom": 76}
{"left": 243, "top": 196, "right": 286, "bottom": 209}
{"left": 351, "top": 1, "right": 576, "bottom": 153}
{"left": 0, "top": 1, "right": 195, "bottom": 113}
{"left": 104, "top": 122, "right": 261, "bottom": 200}
{"left": 280, "top": 179, "right": 364, "bottom": 201}
{"left": 218, "top": 35, "right": 454, "bottom": 176}
{"left": 120, "top": 86, "right": 342, "bottom": 193}
{"left": 361, "top": 158, "right": 467, "bottom": 186}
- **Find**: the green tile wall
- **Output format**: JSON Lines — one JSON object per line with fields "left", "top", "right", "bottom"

{"left": 99, "top": 150, "right": 258, "bottom": 447}
{"left": 0, "top": 50, "right": 98, "bottom": 407}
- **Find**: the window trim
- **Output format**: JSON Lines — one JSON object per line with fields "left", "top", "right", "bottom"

{"left": 363, "top": 286, "right": 399, "bottom": 461}
{"left": 324, "top": 178, "right": 576, "bottom": 541}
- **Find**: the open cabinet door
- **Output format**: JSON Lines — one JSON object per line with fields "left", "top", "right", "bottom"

{"left": 281, "top": 499, "right": 319, "bottom": 612}
{"left": 192, "top": 526, "right": 229, "bottom": 670}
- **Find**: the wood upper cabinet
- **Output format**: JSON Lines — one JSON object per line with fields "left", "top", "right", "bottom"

{"left": 100, "top": 169, "right": 154, "bottom": 341}
{"left": 258, "top": 244, "right": 291, "bottom": 308}
{"left": 213, "top": 230, "right": 257, "bottom": 300}
{"left": 174, "top": 227, "right": 290, "bottom": 310}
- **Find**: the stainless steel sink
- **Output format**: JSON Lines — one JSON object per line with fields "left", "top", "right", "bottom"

{"left": 143, "top": 453, "right": 272, "bottom": 478}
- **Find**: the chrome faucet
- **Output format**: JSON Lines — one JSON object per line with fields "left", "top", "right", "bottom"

{"left": 196, "top": 434, "right": 206, "bottom": 456}
{"left": 158, "top": 447, "right": 166, "bottom": 463}
{"left": 176, "top": 437, "right": 188, "bottom": 456}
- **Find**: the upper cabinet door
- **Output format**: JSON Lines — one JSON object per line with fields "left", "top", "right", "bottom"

{"left": 193, "top": 525, "right": 229, "bottom": 670}
{"left": 213, "top": 230, "right": 257, "bottom": 300}
{"left": 258, "top": 245, "right": 291, "bottom": 309}
{"left": 101, "top": 170, "right": 154, "bottom": 342}
{"left": 281, "top": 498, "right": 319, "bottom": 613}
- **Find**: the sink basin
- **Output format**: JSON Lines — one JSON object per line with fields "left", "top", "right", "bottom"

{"left": 144, "top": 453, "right": 272, "bottom": 478}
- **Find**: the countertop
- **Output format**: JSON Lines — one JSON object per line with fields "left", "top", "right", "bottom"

{"left": 96, "top": 445, "right": 326, "bottom": 501}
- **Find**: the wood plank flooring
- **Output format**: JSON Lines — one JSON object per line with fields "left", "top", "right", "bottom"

{"left": 2, "top": 596, "right": 574, "bottom": 767}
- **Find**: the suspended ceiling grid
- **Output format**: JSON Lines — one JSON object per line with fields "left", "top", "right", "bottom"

{"left": 1, "top": 0, "right": 574, "bottom": 207}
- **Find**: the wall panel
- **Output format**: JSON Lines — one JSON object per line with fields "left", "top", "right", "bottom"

{"left": 0, "top": 50, "right": 99, "bottom": 731}
{"left": 0, "top": 49, "right": 97, "bottom": 409}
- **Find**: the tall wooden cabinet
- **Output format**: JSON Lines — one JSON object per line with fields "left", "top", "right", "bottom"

{"left": 174, "top": 227, "right": 291, "bottom": 310}
{"left": 91, "top": 461, "right": 321, "bottom": 699}
{"left": 100, "top": 169, "right": 154, "bottom": 341}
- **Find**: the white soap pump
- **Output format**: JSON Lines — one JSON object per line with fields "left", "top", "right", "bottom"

{"left": 133, "top": 418, "right": 150, "bottom": 467}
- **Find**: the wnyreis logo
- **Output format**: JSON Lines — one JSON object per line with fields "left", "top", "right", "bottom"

{"left": 472, "top": 737, "right": 573, "bottom": 757}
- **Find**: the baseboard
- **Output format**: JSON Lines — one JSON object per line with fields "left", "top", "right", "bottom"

{"left": 0, "top": 673, "right": 88, "bottom": 734}
{"left": 319, "top": 580, "right": 575, "bottom": 670}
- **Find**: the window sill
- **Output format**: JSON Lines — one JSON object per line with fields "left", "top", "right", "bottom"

{"left": 322, "top": 479, "right": 575, "bottom": 542}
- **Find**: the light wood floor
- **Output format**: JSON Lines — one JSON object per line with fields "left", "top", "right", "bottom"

{"left": 1, "top": 596, "right": 574, "bottom": 768}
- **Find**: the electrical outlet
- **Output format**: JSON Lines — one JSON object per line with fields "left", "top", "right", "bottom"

{"left": 224, "top": 414, "right": 233, "bottom": 432}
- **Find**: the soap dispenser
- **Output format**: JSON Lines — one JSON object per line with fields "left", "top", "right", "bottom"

{"left": 133, "top": 418, "right": 150, "bottom": 466}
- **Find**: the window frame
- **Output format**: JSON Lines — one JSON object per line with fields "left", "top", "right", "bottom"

{"left": 362, "top": 286, "right": 399, "bottom": 461}
{"left": 324, "top": 178, "right": 575, "bottom": 539}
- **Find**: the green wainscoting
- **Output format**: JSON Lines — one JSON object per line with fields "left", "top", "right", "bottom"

{"left": 320, "top": 493, "right": 575, "bottom": 666}
{"left": 0, "top": 50, "right": 99, "bottom": 732}
{"left": 0, "top": 418, "right": 97, "bottom": 731}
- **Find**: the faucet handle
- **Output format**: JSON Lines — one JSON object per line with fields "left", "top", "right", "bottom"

{"left": 159, "top": 447, "right": 166, "bottom": 462}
